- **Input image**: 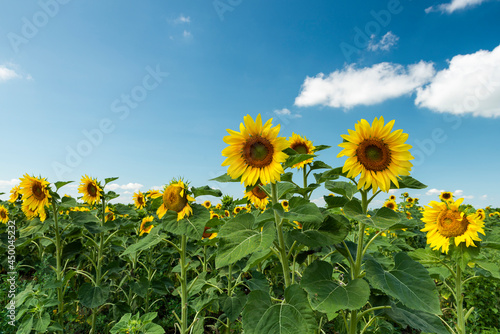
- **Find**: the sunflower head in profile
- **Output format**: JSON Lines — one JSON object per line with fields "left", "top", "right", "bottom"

{"left": 202, "top": 226, "right": 217, "bottom": 240}
{"left": 476, "top": 209, "right": 485, "bottom": 221}
{"left": 8, "top": 185, "right": 21, "bottom": 203}
{"left": 224, "top": 210, "right": 230, "bottom": 217}
{"left": 288, "top": 133, "right": 315, "bottom": 169}
{"left": 139, "top": 216, "right": 154, "bottom": 236}
{"left": 338, "top": 117, "right": 413, "bottom": 193}
{"left": 439, "top": 191, "right": 453, "bottom": 202}
{"left": 146, "top": 189, "right": 162, "bottom": 199}
{"left": 222, "top": 114, "right": 289, "bottom": 186}
{"left": 281, "top": 200, "right": 290, "bottom": 212}
{"left": 292, "top": 221, "right": 302, "bottom": 229}
{"left": 78, "top": 175, "right": 103, "bottom": 205}
{"left": 244, "top": 184, "right": 269, "bottom": 210}
{"left": 383, "top": 200, "right": 397, "bottom": 211}
{"left": 215, "top": 203, "right": 222, "bottom": 210}
{"left": 105, "top": 207, "right": 115, "bottom": 222}
{"left": 403, "top": 192, "right": 409, "bottom": 198}
{"left": 0, "top": 205, "right": 9, "bottom": 224}
{"left": 389, "top": 195, "right": 396, "bottom": 201}
{"left": 133, "top": 191, "right": 146, "bottom": 210}
{"left": 157, "top": 179, "right": 194, "bottom": 221}
{"left": 19, "top": 174, "right": 51, "bottom": 221}
{"left": 421, "top": 198, "right": 485, "bottom": 254}
{"left": 202, "top": 200, "right": 211, "bottom": 209}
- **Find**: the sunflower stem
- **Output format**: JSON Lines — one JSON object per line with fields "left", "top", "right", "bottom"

{"left": 302, "top": 166, "right": 309, "bottom": 200}
{"left": 179, "top": 235, "right": 189, "bottom": 334}
{"left": 51, "top": 202, "right": 64, "bottom": 333}
{"left": 455, "top": 264, "right": 466, "bottom": 334}
{"left": 90, "top": 196, "right": 106, "bottom": 334}
{"left": 225, "top": 264, "right": 233, "bottom": 334}
{"left": 271, "top": 182, "right": 291, "bottom": 288}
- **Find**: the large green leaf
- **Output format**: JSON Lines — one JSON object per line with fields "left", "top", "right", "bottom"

{"left": 482, "top": 231, "right": 500, "bottom": 250}
{"left": 242, "top": 285, "right": 317, "bottom": 334}
{"left": 288, "top": 214, "right": 348, "bottom": 248}
{"left": 222, "top": 292, "right": 248, "bottom": 322}
{"left": 343, "top": 200, "right": 401, "bottom": 230}
{"left": 78, "top": 283, "right": 109, "bottom": 309}
{"left": 300, "top": 260, "right": 370, "bottom": 314}
{"left": 209, "top": 173, "right": 241, "bottom": 183}
{"left": 191, "top": 185, "right": 222, "bottom": 198}
{"left": 216, "top": 214, "right": 275, "bottom": 268}
{"left": 325, "top": 180, "right": 358, "bottom": 200}
{"left": 274, "top": 201, "right": 323, "bottom": 226}
{"left": 309, "top": 160, "right": 332, "bottom": 171}
{"left": 324, "top": 195, "right": 348, "bottom": 209}
{"left": 284, "top": 153, "right": 317, "bottom": 169}
{"left": 384, "top": 302, "right": 449, "bottom": 334}
{"left": 365, "top": 253, "right": 441, "bottom": 314}
{"left": 261, "top": 182, "right": 297, "bottom": 200}
{"left": 160, "top": 204, "right": 209, "bottom": 240}
{"left": 391, "top": 176, "right": 427, "bottom": 190}
{"left": 69, "top": 211, "right": 101, "bottom": 225}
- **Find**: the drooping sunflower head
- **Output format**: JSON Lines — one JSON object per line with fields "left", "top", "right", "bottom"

{"left": 0, "top": 205, "right": 9, "bottom": 224}
{"left": 439, "top": 191, "right": 453, "bottom": 202}
{"left": 202, "top": 200, "right": 211, "bottom": 209}
{"left": 105, "top": 207, "right": 115, "bottom": 222}
{"left": 133, "top": 191, "right": 146, "bottom": 209}
{"left": 281, "top": 200, "right": 290, "bottom": 212}
{"left": 403, "top": 192, "right": 409, "bottom": 198}
{"left": 244, "top": 184, "right": 269, "bottom": 210}
{"left": 292, "top": 221, "right": 303, "bottom": 229}
{"left": 288, "top": 133, "right": 315, "bottom": 169}
{"left": 222, "top": 114, "right": 289, "bottom": 186}
{"left": 19, "top": 174, "right": 52, "bottom": 214}
{"left": 21, "top": 202, "right": 47, "bottom": 221}
{"left": 78, "top": 175, "right": 102, "bottom": 205}
{"left": 389, "top": 195, "right": 396, "bottom": 201}
{"left": 202, "top": 226, "right": 217, "bottom": 240}
{"left": 146, "top": 189, "right": 162, "bottom": 199}
{"left": 406, "top": 211, "right": 412, "bottom": 220}
{"left": 337, "top": 117, "right": 413, "bottom": 193}
{"left": 476, "top": 209, "right": 485, "bottom": 220}
{"left": 224, "top": 210, "right": 230, "bottom": 217}
{"left": 139, "top": 216, "right": 154, "bottom": 236}
{"left": 8, "top": 185, "right": 21, "bottom": 203}
{"left": 156, "top": 179, "right": 194, "bottom": 221}
{"left": 383, "top": 200, "right": 397, "bottom": 211}
{"left": 421, "top": 198, "right": 485, "bottom": 254}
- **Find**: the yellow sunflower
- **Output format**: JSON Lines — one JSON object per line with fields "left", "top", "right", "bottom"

{"left": 8, "top": 185, "right": 21, "bottom": 203}
{"left": 105, "top": 207, "right": 115, "bottom": 222}
{"left": 202, "top": 200, "right": 211, "bottom": 209}
{"left": 383, "top": 200, "right": 397, "bottom": 211}
{"left": 210, "top": 212, "right": 220, "bottom": 219}
{"left": 476, "top": 209, "right": 485, "bottom": 220}
{"left": 0, "top": 205, "right": 9, "bottom": 224}
{"left": 22, "top": 203, "right": 47, "bottom": 221}
{"left": 146, "top": 189, "right": 162, "bottom": 199}
{"left": 19, "top": 174, "right": 51, "bottom": 216}
{"left": 337, "top": 117, "right": 413, "bottom": 193}
{"left": 244, "top": 184, "right": 269, "bottom": 210}
{"left": 139, "top": 216, "right": 154, "bottom": 236}
{"left": 281, "top": 200, "right": 290, "bottom": 212}
{"left": 488, "top": 213, "right": 495, "bottom": 218}
{"left": 439, "top": 191, "right": 453, "bottom": 202}
{"left": 292, "top": 221, "right": 302, "bottom": 229}
{"left": 215, "top": 203, "right": 222, "bottom": 210}
{"left": 224, "top": 210, "right": 230, "bottom": 217}
{"left": 202, "top": 226, "right": 217, "bottom": 240}
{"left": 233, "top": 206, "right": 242, "bottom": 215}
{"left": 78, "top": 175, "right": 102, "bottom": 205}
{"left": 421, "top": 198, "right": 485, "bottom": 254}
{"left": 133, "top": 191, "right": 146, "bottom": 209}
{"left": 157, "top": 179, "right": 194, "bottom": 220}
{"left": 222, "top": 114, "right": 289, "bottom": 186}
{"left": 389, "top": 195, "right": 396, "bottom": 201}
{"left": 288, "top": 133, "right": 315, "bottom": 169}
{"left": 403, "top": 192, "right": 409, "bottom": 198}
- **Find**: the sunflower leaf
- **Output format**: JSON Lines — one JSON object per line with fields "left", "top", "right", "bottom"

{"left": 365, "top": 252, "right": 442, "bottom": 314}
{"left": 104, "top": 177, "right": 119, "bottom": 185}
{"left": 160, "top": 204, "right": 209, "bottom": 240}
{"left": 209, "top": 173, "right": 241, "bottom": 183}
{"left": 313, "top": 145, "right": 331, "bottom": 152}
{"left": 54, "top": 181, "right": 73, "bottom": 191}
{"left": 288, "top": 214, "right": 348, "bottom": 247}
{"left": 383, "top": 302, "right": 449, "bottom": 334}
{"left": 191, "top": 185, "right": 222, "bottom": 198}
{"left": 121, "top": 232, "right": 164, "bottom": 257}
{"left": 324, "top": 194, "right": 348, "bottom": 208}
{"left": 309, "top": 160, "right": 332, "bottom": 171}
{"left": 314, "top": 170, "right": 341, "bottom": 184}
{"left": 284, "top": 154, "right": 317, "bottom": 169}
{"left": 392, "top": 176, "right": 427, "bottom": 190}
{"left": 325, "top": 180, "right": 358, "bottom": 199}
{"left": 78, "top": 283, "right": 109, "bottom": 308}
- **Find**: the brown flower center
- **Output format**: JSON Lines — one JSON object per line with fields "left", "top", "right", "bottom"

{"left": 386, "top": 202, "right": 395, "bottom": 210}
{"left": 32, "top": 182, "right": 46, "bottom": 201}
{"left": 356, "top": 138, "right": 391, "bottom": 172}
{"left": 202, "top": 226, "right": 212, "bottom": 239}
{"left": 137, "top": 195, "right": 145, "bottom": 206}
{"left": 87, "top": 183, "right": 98, "bottom": 197}
{"left": 0, "top": 210, "right": 6, "bottom": 219}
{"left": 251, "top": 184, "right": 268, "bottom": 200}
{"left": 291, "top": 143, "right": 309, "bottom": 154}
{"left": 442, "top": 193, "right": 452, "bottom": 200}
{"left": 437, "top": 210, "right": 469, "bottom": 237}
{"left": 163, "top": 185, "right": 187, "bottom": 213}
{"left": 243, "top": 136, "right": 274, "bottom": 168}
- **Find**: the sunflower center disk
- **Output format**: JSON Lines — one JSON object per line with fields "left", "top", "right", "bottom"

{"left": 251, "top": 185, "right": 268, "bottom": 199}
{"left": 356, "top": 139, "right": 391, "bottom": 172}
{"left": 437, "top": 210, "right": 469, "bottom": 237}
{"left": 243, "top": 136, "right": 274, "bottom": 168}
{"left": 32, "top": 182, "right": 46, "bottom": 201}
{"left": 87, "top": 184, "right": 98, "bottom": 197}
{"left": 292, "top": 143, "right": 309, "bottom": 154}
{"left": 164, "top": 186, "right": 188, "bottom": 213}
{"left": 0, "top": 211, "right": 6, "bottom": 219}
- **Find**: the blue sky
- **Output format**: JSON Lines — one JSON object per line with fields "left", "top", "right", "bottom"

{"left": 1, "top": 0, "right": 499, "bottom": 209}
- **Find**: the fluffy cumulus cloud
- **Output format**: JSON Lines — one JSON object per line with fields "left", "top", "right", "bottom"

{"left": 0, "top": 179, "right": 20, "bottom": 188}
{"left": 425, "top": 188, "right": 444, "bottom": 196}
{"left": 0, "top": 65, "right": 20, "bottom": 82}
{"left": 415, "top": 44, "right": 500, "bottom": 117}
{"left": 426, "top": 0, "right": 488, "bottom": 13}
{"left": 273, "top": 108, "right": 302, "bottom": 119}
{"left": 295, "top": 61, "right": 435, "bottom": 109}
{"left": 106, "top": 183, "right": 143, "bottom": 192}
{"left": 368, "top": 31, "right": 399, "bottom": 52}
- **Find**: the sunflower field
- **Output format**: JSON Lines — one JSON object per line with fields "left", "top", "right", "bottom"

{"left": 1, "top": 114, "right": 500, "bottom": 334}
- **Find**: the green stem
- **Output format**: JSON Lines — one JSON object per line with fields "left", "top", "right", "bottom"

{"left": 455, "top": 264, "right": 465, "bottom": 334}
{"left": 226, "top": 264, "right": 233, "bottom": 334}
{"left": 271, "top": 182, "right": 291, "bottom": 288}
{"left": 90, "top": 196, "right": 106, "bottom": 334}
{"left": 180, "top": 235, "right": 188, "bottom": 334}
{"left": 303, "top": 166, "right": 309, "bottom": 200}
{"left": 203, "top": 245, "right": 208, "bottom": 273}
{"left": 52, "top": 204, "right": 64, "bottom": 333}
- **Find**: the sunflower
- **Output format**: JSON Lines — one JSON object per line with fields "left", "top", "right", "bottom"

{"left": 337, "top": 117, "right": 413, "bottom": 193}
{"left": 210, "top": 212, "right": 220, "bottom": 219}
{"left": 383, "top": 200, "right": 397, "bottom": 211}
{"left": 406, "top": 211, "right": 412, "bottom": 220}
{"left": 222, "top": 114, "right": 289, "bottom": 186}
{"left": 403, "top": 192, "right": 409, "bottom": 198}
{"left": 389, "top": 195, "right": 396, "bottom": 201}
{"left": 139, "top": 216, "right": 154, "bottom": 236}
{"left": 0, "top": 205, "right": 9, "bottom": 224}
{"left": 202, "top": 200, "right": 211, "bottom": 209}
{"left": 406, "top": 197, "right": 413, "bottom": 203}
{"left": 157, "top": 179, "right": 194, "bottom": 220}
{"left": 146, "top": 189, "right": 162, "bottom": 199}
{"left": 133, "top": 191, "right": 146, "bottom": 209}
{"left": 244, "top": 184, "right": 269, "bottom": 210}
{"left": 215, "top": 203, "right": 222, "bottom": 210}
{"left": 202, "top": 226, "right": 217, "bottom": 240}
{"left": 421, "top": 198, "right": 485, "bottom": 254}
{"left": 288, "top": 133, "right": 315, "bottom": 169}
{"left": 8, "top": 185, "right": 21, "bottom": 203}
{"left": 78, "top": 175, "right": 102, "bottom": 205}
{"left": 292, "top": 221, "right": 302, "bottom": 229}
{"left": 233, "top": 206, "right": 242, "bottom": 215}
{"left": 19, "top": 174, "right": 51, "bottom": 217}
{"left": 105, "top": 207, "right": 115, "bottom": 222}
{"left": 21, "top": 203, "right": 47, "bottom": 221}
{"left": 488, "top": 213, "right": 495, "bottom": 218}
{"left": 439, "top": 191, "right": 453, "bottom": 202}
{"left": 476, "top": 209, "right": 485, "bottom": 220}
{"left": 224, "top": 210, "right": 230, "bottom": 217}
{"left": 281, "top": 200, "right": 290, "bottom": 212}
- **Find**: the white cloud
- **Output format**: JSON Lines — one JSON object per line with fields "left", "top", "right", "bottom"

{"left": 368, "top": 32, "right": 399, "bottom": 52}
{"left": 426, "top": 188, "right": 444, "bottom": 196}
{"left": 273, "top": 108, "right": 302, "bottom": 119}
{"left": 106, "top": 183, "right": 143, "bottom": 192}
{"left": 295, "top": 61, "right": 435, "bottom": 109}
{"left": 426, "top": 0, "right": 488, "bottom": 13}
{"left": 415, "top": 44, "right": 500, "bottom": 117}
{"left": 453, "top": 189, "right": 474, "bottom": 199}
{"left": 481, "top": 194, "right": 488, "bottom": 199}
{"left": 311, "top": 197, "right": 326, "bottom": 207}
{"left": 183, "top": 30, "right": 192, "bottom": 38}
{"left": 388, "top": 189, "right": 398, "bottom": 194}
{"left": 174, "top": 14, "right": 191, "bottom": 24}
{"left": 0, "top": 179, "right": 19, "bottom": 188}
{"left": 0, "top": 66, "right": 20, "bottom": 82}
